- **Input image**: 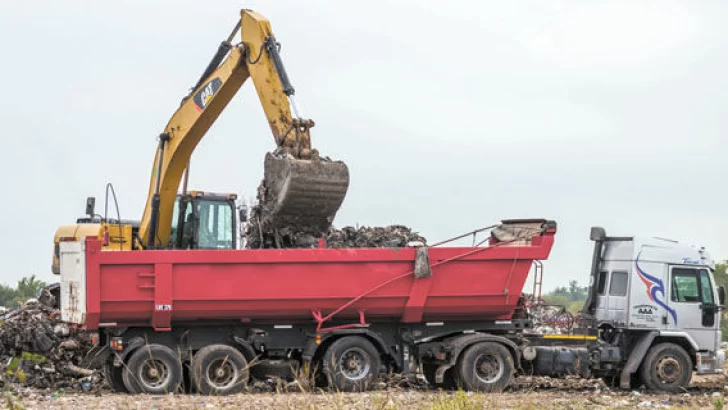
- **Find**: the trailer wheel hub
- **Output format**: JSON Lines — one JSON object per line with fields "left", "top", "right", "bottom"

{"left": 140, "top": 359, "right": 169, "bottom": 388}
{"left": 474, "top": 353, "right": 504, "bottom": 384}
{"left": 206, "top": 358, "right": 237, "bottom": 388}
{"left": 339, "top": 347, "right": 370, "bottom": 381}
{"left": 656, "top": 356, "right": 681, "bottom": 383}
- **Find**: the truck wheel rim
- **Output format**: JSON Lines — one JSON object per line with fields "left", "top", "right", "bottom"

{"left": 656, "top": 355, "right": 681, "bottom": 384}
{"left": 474, "top": 353, "right": 504, "bottom": 384}
{"left": 139, "top": 359, "right": 170, "bottom": 389}
{"left": 206, "top": 358, "right": 238, "bottom": 389}
{"left": 338, "top": 347, "right": 370, "bottom": 381}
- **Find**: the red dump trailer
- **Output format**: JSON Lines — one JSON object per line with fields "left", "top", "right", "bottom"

{"left": 60, "top": 219, "right": 559, "bottom": 394}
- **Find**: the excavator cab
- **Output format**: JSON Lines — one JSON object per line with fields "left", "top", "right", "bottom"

{"left": 168, "top": 191, "right": 237, "bottom": 250}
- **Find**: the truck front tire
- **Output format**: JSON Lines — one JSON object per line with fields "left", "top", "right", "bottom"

{"left": 640, "top": 342, "right": 692, "bottom": 392}
{"left": 456, "top": 341, "right": 513, "bottom": 392}
{"left": 323, "top": 336, "right": 381, "bottom": 392}
{"left": 122, "top": 344, "right": 183, "bottom": 394}
{"left": 190, "top": 344, "right": 250, "bottom": 395}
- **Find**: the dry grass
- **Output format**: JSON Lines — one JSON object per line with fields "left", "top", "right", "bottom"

{"left": 4, "top": 371, "right": 725, "bottom": 409}
{"left": 8, "top": 385, "right": 726, "bottom": 410}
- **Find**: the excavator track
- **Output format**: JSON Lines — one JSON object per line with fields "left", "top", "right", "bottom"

{"left": 261, "top": 152, "right": 349, "bottom": 235}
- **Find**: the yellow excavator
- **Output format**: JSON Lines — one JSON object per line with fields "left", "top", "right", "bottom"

{"left": 52, "top": 9, "right": 349, "bottom": 273}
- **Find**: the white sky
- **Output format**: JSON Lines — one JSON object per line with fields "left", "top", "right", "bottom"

{"left": 0, "top": 1, "right": 725, "bottom": 291}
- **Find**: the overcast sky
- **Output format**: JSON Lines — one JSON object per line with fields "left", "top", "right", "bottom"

{"left": 0, "top": 1, "right": 725, "bottom": 291}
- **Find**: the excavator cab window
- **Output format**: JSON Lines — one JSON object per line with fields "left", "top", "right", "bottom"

{"left": 169, "top": 197, "right": 193, "bottom": 248}
{"left": 169, "top": 196, "right": 234, "bottom": 249}
{"left": 194, "top": 198, "right": 234, "bottom": 249}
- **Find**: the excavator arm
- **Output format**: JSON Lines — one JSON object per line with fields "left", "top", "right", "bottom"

{"left": 138, "top": 9, "right": 348, "bottom": 249}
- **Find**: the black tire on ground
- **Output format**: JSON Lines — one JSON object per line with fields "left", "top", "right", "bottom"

{"left": 190, "top": 344, "right": 250, "bottom": 395}
{"left": 455, "top": 341, "right": 514, "bottom": 392}
{"left": 323, "top": 336, "right": 381, "bottom": 392}
{"left": 122, "top": 344, "right": 183, "bottom": 394}
{"left": 639, "top": 342, "right": 692, "bottom": 393}
{"left": 423, "top": 364, "right": 459, "bottom": 389}
{"left": 104, "top": 363, "right": 128, "bottom": 393}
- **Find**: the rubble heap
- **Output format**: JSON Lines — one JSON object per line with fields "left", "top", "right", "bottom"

{"left": 244, "top": 203, "right": 325, "bottom": 249}
{"left": 246, "top": 221, "right": 427, "bottom": 249}
{"left": 324, "top": 225, "right": 427, "bottom": 248}
{"left": 0, "top": 299, "right": 99, "bottom": 391}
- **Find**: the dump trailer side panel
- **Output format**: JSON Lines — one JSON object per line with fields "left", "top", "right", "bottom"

{"left": 63, "top": 229, "right": 555, "bottom": 330}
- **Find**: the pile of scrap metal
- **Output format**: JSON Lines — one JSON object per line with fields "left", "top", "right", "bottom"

{"left": 0, "top": 296, "right": 100, "bottom": 391}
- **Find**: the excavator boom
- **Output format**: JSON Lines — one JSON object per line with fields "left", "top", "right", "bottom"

{"left": 138, "top": 9, "right": 349, "bottom": 249}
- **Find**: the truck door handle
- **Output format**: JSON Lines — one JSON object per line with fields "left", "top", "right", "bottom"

{"left": 699, "top": 303, "right": 717, "bottom": 311}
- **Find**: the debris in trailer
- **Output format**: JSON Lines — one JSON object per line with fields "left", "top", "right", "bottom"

{"left": 246, "top": 219, "right": 428, "bottom": 249}
{"left": 325, "top": 225, "right": 427, "bottom": 248}
{"left": 0, "top": 298, "right": 101, "bottom": 391}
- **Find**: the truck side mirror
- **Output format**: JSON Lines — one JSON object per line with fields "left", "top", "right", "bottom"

{"left": 719, "top": 286, "right": 725, "bottom": 306}
{"left": 86, "top": 197, "right": 96, "bottom": 216}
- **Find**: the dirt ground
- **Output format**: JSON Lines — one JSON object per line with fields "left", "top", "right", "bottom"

{"left": 8, "top": 373, "right": 726, "bottom": 410}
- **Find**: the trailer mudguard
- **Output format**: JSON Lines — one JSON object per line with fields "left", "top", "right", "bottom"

{"left": 619, "top": 331, "right": 658, "bottom": 389}
{"left": 434, "top": 333, "right": 521, "bottom": 384}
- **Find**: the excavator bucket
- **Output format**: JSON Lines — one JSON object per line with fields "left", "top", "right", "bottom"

{"left": 262, "top": 152, "right": 350, "bottom": 234}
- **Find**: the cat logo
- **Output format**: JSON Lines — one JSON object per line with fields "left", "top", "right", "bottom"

{"left": 193, "top": 78, "right": 223, "bottom": 112}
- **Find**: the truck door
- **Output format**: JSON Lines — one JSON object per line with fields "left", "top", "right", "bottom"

{"left": 593, "top": 270, "right": 629, "bottom": 325}
{"left": 605, "top": 270, "right": 629, "bottom": 325}
{"left": 594, "top": 270, "right": 609, "bottom": 320}
{"left": 667, "top": 266, "right": 718, "bottom": 349}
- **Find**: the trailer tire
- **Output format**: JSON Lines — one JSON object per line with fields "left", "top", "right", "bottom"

{"left": 122, "top": 344, "right": 183, "bottom": 394}
{"left": 456, "top": 341, "right": 513, "bottom": 392}
{"left": 190, "top": 344, "right": 250, "bottom": 395}
{"left": 639, "top": 342, "right": 692, "bottom": 393}
{"left": 104, "top": 363, "right": 128, "bottom": 393}
{"left": 323, "top": 336, "right": 381, "bottom": 392}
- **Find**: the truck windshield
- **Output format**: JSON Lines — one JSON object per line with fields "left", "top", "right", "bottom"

{"left": 699, "top": 269, "right": 714, "bottom": 304}
{"left": 196, "top": 199, "right": 233, "bottom": 249}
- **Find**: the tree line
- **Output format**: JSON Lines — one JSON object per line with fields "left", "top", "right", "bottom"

{"left": 712, "top": 262, "right": 728, "bottom": 340}
{"left": 542, "top": 279, "right": 589, "bottom": 314}
{"left": 0, "top": 275, "right": 47, "bottom": 309}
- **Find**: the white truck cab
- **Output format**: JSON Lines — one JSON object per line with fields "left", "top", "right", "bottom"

{"left": 583, "top": 227, "right": 725, "bottom": 386}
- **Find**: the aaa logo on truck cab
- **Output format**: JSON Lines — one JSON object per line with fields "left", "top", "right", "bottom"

{"left": 635, "top": 254, "right": 678, "bottom": 325}
{"left": 193, "top": 78, "right": 223, "bottom": 112}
